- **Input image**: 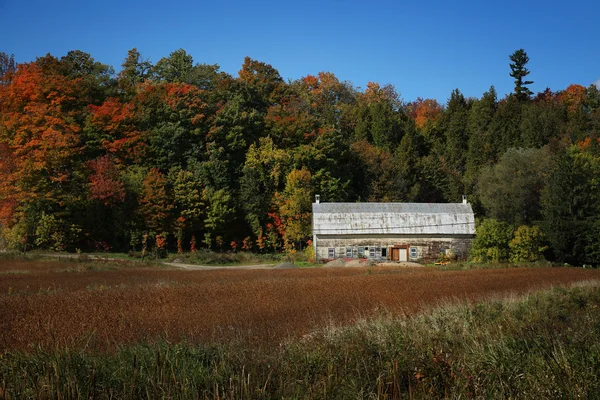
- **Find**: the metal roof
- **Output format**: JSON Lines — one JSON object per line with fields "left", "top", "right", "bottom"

{"left": 312, "top": 202, "right": 476, "bottom": 235}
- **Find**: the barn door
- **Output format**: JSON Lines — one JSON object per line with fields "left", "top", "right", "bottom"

{"left": 391, "top": 248, "right": 400, "bottom": 261}
{"left": 399, "top": 248, "right": 408, "bottom": 262}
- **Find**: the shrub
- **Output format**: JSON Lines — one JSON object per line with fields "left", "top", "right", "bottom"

{"left": 470, "top": 219, "right": 514, "bottom": 262}
{"left": 303, "top": 242, "right": 315, "bottom": 263}
{"left": 509, "top": 225, "right": 548, "bottom": 262}
{"left": 34, "top": 212, "right": 81, "bottom": 252}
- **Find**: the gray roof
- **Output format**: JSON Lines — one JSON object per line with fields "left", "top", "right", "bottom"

{"left": 313, "top": 202, "right": 475, "bottom": 236}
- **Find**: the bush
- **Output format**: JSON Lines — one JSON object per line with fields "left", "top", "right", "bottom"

{"left": 509, "top": 225, "right": 548, "bottom": 262}
{"left": 34, "top": 213, "right": 81, "bottom": 252}
{"left": 303, "top": 244, "right": 315, "bottom": 263}
{"left": 2, "top": 219, "right": 28, "bottom": 252}
{"left": 469, "top": 219, "right": 514, "bottom": 262}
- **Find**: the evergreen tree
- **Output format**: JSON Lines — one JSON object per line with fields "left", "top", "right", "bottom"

{"left": 0, "top": 52, "right": 16, "bottom": 83}
{"left": 541, "top": 147, "right": 600, "bottom": 265}
{"left": 117, "top": 48, "right": 152, "bottom": 97}
{"left": 509, "top": 49, "right": 534, "bottom": 101}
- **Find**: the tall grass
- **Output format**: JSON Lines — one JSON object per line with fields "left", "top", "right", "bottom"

{"left": 2, "top": 282, "right": 600, "bottom": 399}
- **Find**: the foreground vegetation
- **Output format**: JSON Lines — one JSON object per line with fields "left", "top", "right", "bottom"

{"left": 2, "top": 279, "right": 600, "bottom": 398}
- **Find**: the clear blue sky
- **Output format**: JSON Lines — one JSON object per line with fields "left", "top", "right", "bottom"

{"left": 2, "top": 0, "right": 598, "bottom": 103}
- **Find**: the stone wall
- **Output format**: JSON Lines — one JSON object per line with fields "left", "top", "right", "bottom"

{"left": 315, "top": 234, "right": 474, "bottom": 263}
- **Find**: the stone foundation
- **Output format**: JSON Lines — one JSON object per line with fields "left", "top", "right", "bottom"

{"left": 315, "top": 234, "right": 473, "bottom": 263}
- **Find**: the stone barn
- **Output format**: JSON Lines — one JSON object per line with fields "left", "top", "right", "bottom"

{"left": 312, "top": 196, "right": 476, "bottom": 263}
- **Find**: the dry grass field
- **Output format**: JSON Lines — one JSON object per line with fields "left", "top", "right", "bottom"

{"left": 2, "top": 258, "right": 600, "bottom": 353}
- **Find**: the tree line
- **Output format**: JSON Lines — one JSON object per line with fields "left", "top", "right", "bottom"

{"left": 0, "top": 48, "right": 598, "bottom": 264}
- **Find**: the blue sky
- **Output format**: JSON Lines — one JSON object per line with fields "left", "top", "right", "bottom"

{"left": 1, "top": 0, "right": 598, "bottom": 103}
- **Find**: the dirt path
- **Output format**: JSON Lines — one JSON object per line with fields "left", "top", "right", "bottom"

{"left": 163, "top": 262, "right": 276, "bottom": 270}
{"left": 27, "top": 252, "right": 278, "bottom": 270}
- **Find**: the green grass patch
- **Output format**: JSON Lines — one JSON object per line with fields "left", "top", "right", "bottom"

{"left": 430, "top": 260, "right": 558, "bottom": 271}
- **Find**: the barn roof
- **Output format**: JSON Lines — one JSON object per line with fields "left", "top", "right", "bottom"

{"left": 312, "top": 202, "right": 475, "bottom": 236}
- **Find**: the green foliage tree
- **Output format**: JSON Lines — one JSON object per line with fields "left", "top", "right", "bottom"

{"left": 34, "top": 212, "right": 81, "bottom": 251}
{"left": 439, "top": 89, "right": 470, "bottom": 201}
{"left": 117, "top": 48, "right": 152, "bottom": 96}
{"left": 487, "top": 94, "right": 523, "bottom": 154}
{"left": 509, "top": 225, "right": 547, "bottom": 262}
{"left": 466, "top": 86, "right": 497, "bottom": 177}
{"left": 541, "top": 147, "right": 600, "bottom": 265}
{"left": 509, "top": 49, "right": 534, "bottom": 101}
{"left": 469, "top": 219, "right": 514, "bottom": 262}
{"left": 240, "top": 137, "right": 289, "bottom": 236}
{"left": 59, "top": 50, "right": 115, "bottom": 102}
{"left": 172, "top": 169, "right": 204, "bottom": 229}
{"left": 477, "top": 147, "right": 553, "bottom": 225}
{"left": 275, "top": 168, "right": 313, "bottom": 249}
{"left": 202, "top": 187, "right": 234, "bottom": 242}
{"left": 520, "top": 89, "right": 565, "bottom": 147}
{"left": 350, "top": 83, "right": 404, "bottom": 151}
{"left": 394, "top": 122, "right": 426, "bottom": 201}
{"left": 153, "top": 49, "right": 193, "bottom": 83}
{"left": 238, "top": 56, "right": 283, "bottom": 109}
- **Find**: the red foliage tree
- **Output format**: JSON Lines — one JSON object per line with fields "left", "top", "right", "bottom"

{"left": 87, "top": 155, "right": 125, "bottom": 206}
{"left": 88, "top": 98, "right": 144, "bottom": 163}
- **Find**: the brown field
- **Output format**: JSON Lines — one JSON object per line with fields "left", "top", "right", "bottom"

{"left": 1, "top": 259, "right": 600, "bottom": 352}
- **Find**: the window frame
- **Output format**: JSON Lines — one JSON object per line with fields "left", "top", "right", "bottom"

{"left": 410, "top": 247, "right": 418, "bottom": 259}
{"left": 328, "top": 248, "right": 335, "bottom": 258}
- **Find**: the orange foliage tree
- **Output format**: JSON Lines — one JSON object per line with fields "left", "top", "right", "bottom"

{"left": 559, "top": 84, "right": 587, "bottom": 115}
{"left": 139, "top": 168, "right": 173, "bottom": 234}
{"left": 410, "top": 97, "right": 443, "bottom": 130}
{"left": 0, "top": 62, "right": 85, "bottom": 221}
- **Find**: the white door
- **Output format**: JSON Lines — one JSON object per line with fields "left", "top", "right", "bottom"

{"left": 399, "top": 248, "right": 408, "bottom": 262}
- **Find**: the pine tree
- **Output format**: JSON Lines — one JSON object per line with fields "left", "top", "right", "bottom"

{"left": 509, "top": 49, "right": 534, "bottom": 101}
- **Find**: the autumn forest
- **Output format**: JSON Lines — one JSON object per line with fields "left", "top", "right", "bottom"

{"left": 0, "top": 49, "right": 599, "bottom": 265}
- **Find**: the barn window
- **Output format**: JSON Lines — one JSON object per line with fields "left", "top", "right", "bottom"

{"left": 410, "top": 247, "right": 418, "bottom": 259}
{"left": 346, "top": 247, "right": 352, "bottom": 257}
{"left": 328, "top": 248, "right": 335, "bottom": 258}
{"left": 352, "top": 247, "right": 358, "bottom": 257}
{"left": 369, "top": 247, "right": 375, "bottom": 258}
{"left": 381, "top": 248, "right": 387, "bottom": 258}
{"left": 358, "top": 247, "right": 364, "bottom": 258}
